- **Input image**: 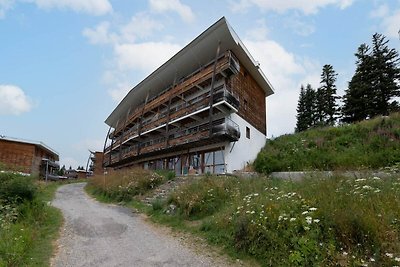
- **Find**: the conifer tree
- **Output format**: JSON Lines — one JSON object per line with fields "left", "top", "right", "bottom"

{"left": 295, "top": 85, "right": 308, "bottom": 132}
{"left": 318, "top": 64, "right": 339, "bottom": 125}
{"left": 304, "top": 84, "right": 317, "bottom": 128}
{"left": 343, "top": 33, "right": 400, "bottom": 122}
{"left": 370, "top": 33, "right": 400, "bottom": 116}
{"left": 342, "top": 44, "right": 372, "bottom": 122}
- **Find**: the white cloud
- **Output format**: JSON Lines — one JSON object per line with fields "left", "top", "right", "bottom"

{"left": 374, "top": 7, "right": 400, "bottom": 39}
{"left": 285, "top": 16, "right": 315, "bottom": 36}
{"left": 114, "top": 42, "right": 181, "bottom": 72}
{"left": 149, "top": 0, "right": 195, "bottom": 22}
{"left": 0, "top": 84, "right": 33, "bottom": 115}
{"left": 83, "top": 13, "right": 182, "bottom": 103}
{"left": 29, "top": 0, "right": 112, "bottom": 15}
{"left": 0, "top": 0, "right": 14, "bottom": 18}
{"left": 120, "top": 13, "right": 164, "bottom": 42}
{"left": 230, "top": 0, "right": 355, "bottom": 15}
{"left": 82, "top": 21, "right": 113, "bottom": 45}
{"left": 243, "top": 25, "right": 321, "bottom": 136}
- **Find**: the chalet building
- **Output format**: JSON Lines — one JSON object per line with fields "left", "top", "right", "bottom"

{"left": 103, "top": 17, "right": 274, "bottom": 175}
{"left": 88, "top": 151, "right": 104, "bottom": 176}
{"left": 0, "top": 135, "right": 59, "bottom": 176}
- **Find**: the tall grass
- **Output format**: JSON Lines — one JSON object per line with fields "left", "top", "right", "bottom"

{"left": 254, "top": 113, "right": 400, "bottom": 174}
{"left": 0, "top": 172, "right": 62, "bottom": 266}
{"left": 87, "top": 168, "right": 164, "bottom": 202}
{"left": 152, "top": 174, "right": 400, "bottom": 266}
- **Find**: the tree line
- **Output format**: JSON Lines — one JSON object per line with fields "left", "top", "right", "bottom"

{"left": 296, "top": 33, "right": 400, "bottom": 132}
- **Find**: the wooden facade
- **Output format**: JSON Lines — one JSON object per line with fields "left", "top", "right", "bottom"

{"left": 103, "top": 17, "right": 274, "bottom": 174}
{"left": 0, "top": 137, "right": 59, "bottom": 176}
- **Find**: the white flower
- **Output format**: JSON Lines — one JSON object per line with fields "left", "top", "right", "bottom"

{"left": 304, "top": 226, "right": 310, "bottom": 231}
{"left": 395, "top": 257, "right": 400, "bottom": 262}
{"left": 372, "top": 176, "right": 381, "bottom": 180}
{"left": 370, "top": 258, "right": 375, "bottom": 262}
{"left": 302, "top": 211, "right": 309, "bottom": 215}
{"left": 290, "top": 218, "right": 296, "bottom": 222}
{"left": 309, "top": 207, "right": 317, "bottom": 211}
{"left": 306, "top": 216, "right": 312, "bottom": 224}
{"left": 385, "top": 253, "right": 393, "bottom": 258}
{"left": 313, "top": 219, "right": 320, "bottom": 223}
{"left": 343, "top": 252, "right": 348, "bottom": 256}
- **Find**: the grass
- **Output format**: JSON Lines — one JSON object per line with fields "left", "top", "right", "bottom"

{"left": 86, "top": 168, "right": 167, "bottom": 203}
{"left": 87, "top": 169, "right": 400, "bottom": 266}
{"left": 0, "top": 169, "right": 67, "bottom": 267}
{"left": 254, "top": 112, "right": 400, "bottom": 174}
{"left": 149, "top": 174, "right": 400, "bottom": 266}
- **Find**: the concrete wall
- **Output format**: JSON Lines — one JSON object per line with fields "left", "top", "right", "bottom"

{"left": 224, "top": 113, "right": 266, "bottom": 173}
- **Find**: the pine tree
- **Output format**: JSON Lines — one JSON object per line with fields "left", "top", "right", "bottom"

{"left": 318, "top": 64, "right": 339, "bottom": 125}
{"left": 296, "top": 85, "right": 308, "bottom": 132}
{"left": 304, "top": 84, "right": 317, "bottom": 128}
{"left": 370, "top": 33, "right": 400, "bottom": 116}
{"left": 342, "top": 44, "right": 372, "bottom": 122}
{"left": 342, "top": 33, "right": 400, "bottom": 122}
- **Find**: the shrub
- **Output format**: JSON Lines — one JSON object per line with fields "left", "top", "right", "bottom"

{"left": 0, "top": 173, "right": 37, "bottom": 202}
{"left": 88, "top": 168, "right": 164, "bottom": 201}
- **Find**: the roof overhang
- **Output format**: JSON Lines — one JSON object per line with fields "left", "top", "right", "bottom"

{"left": 105, "top": 17, "right": 275, "bottom": 128}
{"left": 0, "top": 135, "right": 59, "bottom": 160}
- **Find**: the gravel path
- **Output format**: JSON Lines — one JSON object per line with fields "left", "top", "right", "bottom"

{"left": 51, "top": 183, "right": 230, "bottom": 267}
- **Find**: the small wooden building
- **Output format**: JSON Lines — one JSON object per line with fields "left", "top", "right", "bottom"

{"left": 0, "top": 135, "right": 59, "bottom": 176}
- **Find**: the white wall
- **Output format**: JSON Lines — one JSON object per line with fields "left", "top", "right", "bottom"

{"left": 224, "top": 113, "right": 266, "bottom": 172}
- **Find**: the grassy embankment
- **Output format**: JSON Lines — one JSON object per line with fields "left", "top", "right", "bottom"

{"left": 0, "top": 164, "right": 63, "bottom": 267}
{"left": 255, "top": 113, "right": 400, "bottom": 174}
{"left": 87, "top": 113, "right": 400, "bottom": 266}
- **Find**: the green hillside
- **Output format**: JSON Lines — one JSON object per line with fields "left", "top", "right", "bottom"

{"left": 255, "top": 113, "right": 400, "bottom": 174}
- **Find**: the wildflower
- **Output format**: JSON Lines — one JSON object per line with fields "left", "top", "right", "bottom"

{"left": 302, "top": 211, "right": 309, "bottom": 215}
{"left": 372, "top": 176, "right": 381, "bottom": 180}
{"left": 370, "top": 258, "right": 375, "bottom": 262}
{"left": 250, "top": 211, "right": 255, "bottom": 214}
{"left": 385, "top": 253, "right": 393, "bottom": 258}
{"left": 290, "top": 218, "right": 296, "bottom": 222}
{"left": 313, "top": 219, "right": 320, "bottom": 223}
{"left": 395, "top": 257, "right": 400, "bottom": 262}
{"left": 309, "top": 207, "right": 317, "bottom": 211}
{"left": 253, "top": 193, "right": 259, "bottom": 197}
{"left": 306, "top": 216, "right": 312, "bottom": 224}
{"left": 362, "top": 185, "right": 372, "bottom": 190}
{"left": 343, "top": 252, "right": 348, "bottom": 256}
{"left": 355, "top": 178, "right": 366, "bottom": 182}
{"left": 304, "top": 226, "right": 310, "bottom": 231}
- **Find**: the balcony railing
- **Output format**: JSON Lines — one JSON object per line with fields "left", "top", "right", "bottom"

{"left": 104, "top": 86, "right": 239, "bottom": 155}
{"left": 103, "top": 117, "right": 240, "bottom": 166}
{"left": 109, "top": 51, "right": 239, "bottom": 139}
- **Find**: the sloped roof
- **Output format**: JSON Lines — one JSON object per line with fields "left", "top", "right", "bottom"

{"left": 0, "top": 135, "right": 59, "bottom": 159}
{"left": 105, "top": 17, "right": 274, "bottom": 128}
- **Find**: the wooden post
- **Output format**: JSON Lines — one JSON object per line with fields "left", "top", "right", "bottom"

{"left": 103, "top": 126, "right": 112, "bottom": 167}
{"left": 165, "top": 76, "right": 177, "bottom": 148}
{"left": 137, "top": 91, "right": 150, "bottom": 155}
{"left": 209, "top": 42, "right": 221, "bottom": 136}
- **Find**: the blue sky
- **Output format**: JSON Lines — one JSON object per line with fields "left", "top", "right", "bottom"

{"left": 1, "top": 0, "right": 399, "bottom": 168}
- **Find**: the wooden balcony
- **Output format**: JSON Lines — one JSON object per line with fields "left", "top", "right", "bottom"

{"left": 109, "top": 50, "right": 240, "bottom": 139}
{"left": 103, "top": 117, "right": 240, "bottom": 167}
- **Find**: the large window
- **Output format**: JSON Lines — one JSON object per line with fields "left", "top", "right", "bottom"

{"left": 204, "top": 149, "right": 225, "bottom": 174}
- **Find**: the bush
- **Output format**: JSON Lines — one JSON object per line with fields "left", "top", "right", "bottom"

{"left": 169, "top": 176, "right": 237, "bottom": 219}
{"left": 0, "top": 173, "right": 37, "bottom": 202}
{"left": 88, "top": 168, "right": 164, "bottom": 202}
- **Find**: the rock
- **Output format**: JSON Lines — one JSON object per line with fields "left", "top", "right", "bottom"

{"left": 165, "top": 204, "right": 177, "bottom": 215}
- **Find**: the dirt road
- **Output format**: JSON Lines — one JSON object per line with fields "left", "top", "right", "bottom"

{"left": 51, "top": 183, "right": 230, "bottom": 267}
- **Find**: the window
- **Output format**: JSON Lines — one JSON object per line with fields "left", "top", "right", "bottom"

{"left": 246, "top": 126, "right": 250, "bottom": 139}
{"left": 244, "top": 99, "right": 248, "bottom": 111}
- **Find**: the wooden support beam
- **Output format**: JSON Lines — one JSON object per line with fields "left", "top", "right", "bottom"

{"left": 165, "top": 76, "right": 177, "bottom": 148}
{"left": 137, "top": 91, "right": 150, "bottom": 155}
{"left": 209, "top": 41, "right": 221, "bottom": 136}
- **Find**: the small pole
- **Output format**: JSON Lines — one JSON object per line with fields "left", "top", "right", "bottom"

{"left": 45, "top": 160, "right": 49, "bottom": 183}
